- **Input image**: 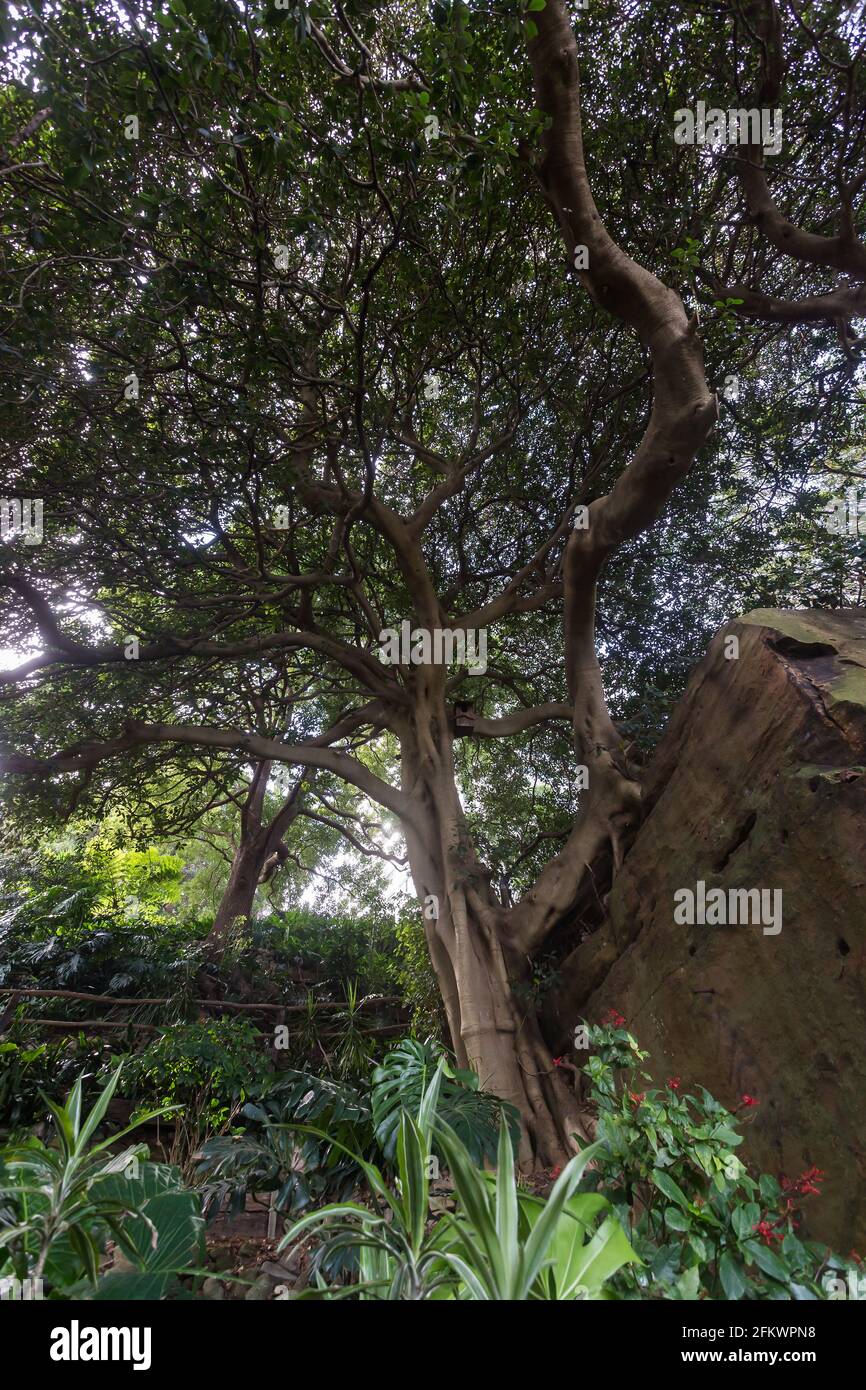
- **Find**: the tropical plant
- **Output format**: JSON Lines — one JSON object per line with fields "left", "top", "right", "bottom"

{"left": 264, "top": 911, "right": 399, "bottom": 999}
{"left": 0, "top": 1066, "right": 203, "bottom": 1298}
{"left": 193, "top": 1036, "right": 521, "bottom": 1229}
{"left": 435, "top": 1118, "right": 639, "bottom": 1301}
{"left": 280, "top": 1066, "right": 456, "bottom": 1300}
{"left": 371, "top": 1037, "right": 521, "bottom": 1165}
{"left": 0, "top": 839, "right": 210, "bottom": 1016}
{"left": 330, "top": 981, "right": 376, "bottom": 1080}
{"left": 196, "top": 1068, "right": 374, "bottom": 1222}
{"left": 278, "top": 1064, "right": 639, "bottom": 1301}
{"left": 121, "top": 1018, "right": 275, "bottom": 1173}
{"left": 86, "top": 1161, "right": 205, "bottom": 1301}
{"left": 0, "top": 1028, "right": 130, "bottom": 1138}
{"left": 392, "top": 918, "right": 448, "bottom": 1041}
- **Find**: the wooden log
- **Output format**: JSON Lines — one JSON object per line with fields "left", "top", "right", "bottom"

{"left": 12, "top": 1017, "right": 407, "bottom": 1039}
{"left": 0, "top": 987, "right": 404, "bottom": 1014}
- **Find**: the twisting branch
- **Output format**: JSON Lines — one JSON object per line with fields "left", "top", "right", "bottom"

{"left": 717, "top": 0, "right": 866, "bottom": 323}
{"left": 457, "top": 703, "right": 574, "bottom": 738}
{"left": 0, "top": 720, "right": 415, "bottom": 825}
{"left": 509, "top": 0, "right": 717, "bottom": 954}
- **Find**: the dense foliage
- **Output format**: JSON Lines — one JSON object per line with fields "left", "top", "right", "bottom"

{"left": 1, "top": 0, "right": 864, "bottom": 1307}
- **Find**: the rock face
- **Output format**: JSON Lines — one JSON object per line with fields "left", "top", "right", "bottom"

{"left": 544, "top": 609, "right": 866, "bottom": 1248}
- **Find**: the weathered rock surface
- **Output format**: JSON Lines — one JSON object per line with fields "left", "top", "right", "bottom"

{"left": 544, "top": 609, "right": 866, "bottom": 1247}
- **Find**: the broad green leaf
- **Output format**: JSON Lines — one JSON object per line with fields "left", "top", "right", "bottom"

{"left": 719, "top": 1250, "right": 749, "bottom": 1300}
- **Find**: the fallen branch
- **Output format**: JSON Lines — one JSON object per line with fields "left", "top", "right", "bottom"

{"left": 0, "top": 987, "right": 403, "bottom": 1014}
{"left": 12, "top": 1017, "right": 408, "bottom": 1039}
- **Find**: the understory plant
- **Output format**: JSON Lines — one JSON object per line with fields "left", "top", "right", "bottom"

{"left": 194, "top": 1036, "right": 519, "bottom": 1224}
{"left": 575, "top": 1018, "right": 860, "bottom": 1300}
{"left": 371, "top": 1037, "right": 520, "bottom": 1164}
{"left": 278, "top": 1063, "right": 639, "bottom": 1300}
{"left": 0, "top": 1066, "right": 204, "bottom": 1298}
{"left": 196, "top": 1068, "right": 374, "bottom": 1222}
{"left": 0, "top": 1032, "right": 121, "bottom": 1135}
{"left": 121, "top": 1018, "right": 275, "bottom": 1175}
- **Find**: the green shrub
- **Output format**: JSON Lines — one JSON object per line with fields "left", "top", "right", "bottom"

{"left": 575, "top": 1018, "right": 858, "bottom": 1300}
{"left": 123, "top": 1018, "right": 274, "bottom": 1125}
{"left": 120, "top": 1018, "right": 275, "bottom": 1172}
{"left": 0, "top": 1032, "right": 124, "bottom": 1134}
{"left": 371, "top": 1037, "right": 520, "bottom": 1165}
{"left": 196, "top": 1068, "right": 374, "bottom": 1222}
{"left": 193, "top": 1037, "right": 517, "bottom": 1228}
{"left": 254, "top": 909, "right": 397, "bottom": 997}
{"left": 393, "top": 918, "right": 447, "bottom": 1040}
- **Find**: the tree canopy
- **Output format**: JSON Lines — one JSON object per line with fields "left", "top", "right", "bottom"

{"left": 2, "top": 0, "right": 865, "bottom": 1163}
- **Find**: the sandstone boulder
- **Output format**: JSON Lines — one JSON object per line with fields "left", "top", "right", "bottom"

{"left": 544, "top": 608, "right": 866, "bottom": 1247}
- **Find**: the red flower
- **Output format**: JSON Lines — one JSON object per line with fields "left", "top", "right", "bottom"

{"left": 549, "top": 1164, "right": 562, "bottom": 1180}
{"left": 552, "top": 1056, "right": 564, "bottom": 1068}
{"left": 753, "top": 1219, "right": 784, "bottom": 1246}
{"left": 667, "top": 1076, "right": 681, "bottom": 1091}
{"left": 781, "top": 1167, "right": 824, "bottom": 1199}
{"left": 741, "top": 1094, "right": 760, "bottom": 1108}
{"left": 602, "top": 1008, "right": 626, "bottom": 1028}
{"left": 628, "top": 1091, "right": 645, "bottom": 1106}
{"left": 849, "top": 1249, "right": 864, "bottom": 1266}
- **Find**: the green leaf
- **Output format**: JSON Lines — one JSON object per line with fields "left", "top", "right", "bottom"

{"left": 567, "top": 1214, "right": 642, "bottom": 1296}
{"left": 713, "top": 1126, "right": 743, "bottom": 1147}
{"left": 719, "top": 1250, "right": 749, "bottom": 1300}
{"left": 732, "top": 1203, "right": 754, "bottom": 1240}
{"left": 689, "top": 1233, "right": 708, "bottom": 1261}
{"left": 372, "top": 1039, "right": 517, "bottom": 1164}
{"left": 115, "top": 1189, "right": 204, "bottom": 1277}
{"left": 395, "top": 1110, "right": 429, "bottom": 1252}
{"left": 61, "top": 164, "right": 90, "bottom": 188}
{"left": 782, "top": 1233, "right": 808, "bottom": 1268}
{"left": 416, "top": 1061, "right": 444, "bottom": 1141}
{"left": 651, "top": 1169, "right": 690, "bottom": 1210}
{"left": 665, "top": 1206, "right": 690, "bottom": 1233}
{"left": 743, "top": 1240, "right": 791, "bottom": 1284}
{"left": 68, "top": 1224, "right": 101, "bottom": 1285}
{"left": 759, "top": 1173, "right": 782, "bottom": 1203}
{"left": 75, "top": 1067, "right": 123, "bottom": 1152}
{"left": 494, "top": 1116, "right": 519, "bottom": 1276}
{"left": 676, "top": 1264, "right": 701, "bottom": 1299}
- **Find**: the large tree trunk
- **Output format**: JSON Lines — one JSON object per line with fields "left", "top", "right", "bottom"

{"left": 398, "top": 697, "right": 586, "bottom": 1169}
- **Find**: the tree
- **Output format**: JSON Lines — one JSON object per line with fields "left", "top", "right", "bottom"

{"left": 1, "top": 0, "right": 864, "bottom": 1164}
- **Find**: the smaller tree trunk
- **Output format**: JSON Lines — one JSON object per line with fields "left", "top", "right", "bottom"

{"left": 207, "top": 834, "right": 271, "bottom": 952}
{"left": 205, "top": 760, "right": 303, "bottom": 957}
